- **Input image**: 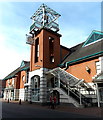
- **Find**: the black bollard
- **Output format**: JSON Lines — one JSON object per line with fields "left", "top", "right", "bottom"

{"left": 29, "top": 101, "right": 32, "bottom": 104}
{"left": 7, "top": 99, "right": 9, "bottom": 103}
{"left": 19, "top": 99, "right": 21, "bottom": 105}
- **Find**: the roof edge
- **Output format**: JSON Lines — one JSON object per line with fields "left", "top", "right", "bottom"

{"left": 59, "top": 51, "right": 103, "bottom": 67}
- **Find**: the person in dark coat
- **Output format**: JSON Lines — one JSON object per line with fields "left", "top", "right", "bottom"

{"left": 53, "top": 96, "right": 57, "bottom": 109}
{"left": 49, "top": 95, "right": 52, "bottom": 108}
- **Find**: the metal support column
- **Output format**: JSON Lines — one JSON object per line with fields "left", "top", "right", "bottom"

{"left": 58, "top": 74, "right": 60, "bottom": 88}
{"left": 42, "top": 5, "right": 45, "bottom": 26}
{"left": 79, "top": 87, "right": 82, "bottom": 105}
{"left": 67, "top": 82, "right": 69, "bottom": 96}
{"left": 96, "top": 83, "right": 100, "bottom": 107}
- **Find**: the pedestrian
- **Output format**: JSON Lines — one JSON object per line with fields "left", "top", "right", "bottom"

{"left": 49, "top": 95, "right": 52, "bottom": 108}
{"left": 19, "top": 99, "right": 21, "bottom": 105}
{"left": 52, "top": 97, "right": 54, "bottom": 109}
{"left": 53, "top": 96, "right": 57, "bottom": 109}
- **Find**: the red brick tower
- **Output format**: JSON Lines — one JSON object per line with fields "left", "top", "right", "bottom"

{"left": 26, "top": 4, "right": 61, "bottom": 104}
{"left": 26, "top": 4, "right": 61, "bottom": 72}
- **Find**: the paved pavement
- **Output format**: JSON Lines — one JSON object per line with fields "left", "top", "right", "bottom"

{"left": 1, "top": 99, "right": 103, "bottom": 119}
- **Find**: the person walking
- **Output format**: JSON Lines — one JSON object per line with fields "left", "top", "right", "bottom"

{"left": 53, "top": 96, "right": 57, "bottom": 109}
{"left": 49, "top": 95, "right": 52, "bottom": 108}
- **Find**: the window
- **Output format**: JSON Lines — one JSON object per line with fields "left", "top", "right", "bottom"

{"left": 50, "top": 56, "right": 54, "bottom": 63}
{"left": 22, "top": 75, "right": 25, "bottom": 82}
{"left": 49, "top": 36, "right": 54, "bottom": 63}
{"left": 12, "top": 78, "right": 15, "bottom": 86}
{"left": 31, "top": 76, "right": 40, "bottom": 89}
{"left": 26, "top": 71, "right": 29, "bottom": 83}
{"left": 34, "top": 78, "right": 38, "bottom": 88}
{"left": 8, "top": 80, "right": 10, "bottom": 85}
{"left": 95, "top": 61, "right": 101, "bottom": 74}
{"left": 49, "top": 36, "right": 54, "bottom": 54}
{"left": 35, "top": 38, "right": 39, "bottom": 63}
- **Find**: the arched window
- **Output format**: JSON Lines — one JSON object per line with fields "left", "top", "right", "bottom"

{"left": 31, "top": 75, "right": 40, "bottom": 101}
{"left": 22, "top": 75, "right": 25, "bottom": 82}
{"left": 31, "top": 75, "right": 40, "bottom": 89}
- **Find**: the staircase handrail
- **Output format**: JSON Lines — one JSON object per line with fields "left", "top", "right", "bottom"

{"left": 60, "top": 80, "right": 92, "bottom": 105}
{"left": 60, "top": 81, "right": 80, "bottom": 99}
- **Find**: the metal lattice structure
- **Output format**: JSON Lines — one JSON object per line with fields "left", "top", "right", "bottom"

{"left": 30, "top": 3, "right": 61, "bottom": 33}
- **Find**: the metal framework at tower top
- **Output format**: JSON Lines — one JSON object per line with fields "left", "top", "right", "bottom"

{"left": 30, "top": 3, "right": 61, "bottom": 33}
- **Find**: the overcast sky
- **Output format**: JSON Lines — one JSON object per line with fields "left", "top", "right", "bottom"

{"left": 0, "top": 1, "right": 101, "bottom": 79}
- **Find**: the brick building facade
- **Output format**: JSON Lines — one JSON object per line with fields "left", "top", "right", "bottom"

{"left": 3, "top": 4, "right": 103, "bottom": 107}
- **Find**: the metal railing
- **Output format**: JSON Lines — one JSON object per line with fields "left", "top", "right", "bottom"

{"left": 60, "top": 81, "right": 93, "bottom": 107}
{"left": 30, "top": 22, "right": 42, "bottom": 32}
{"left": 46, "top": 21, "right": 59, "bottom": 31}
{"left": 30, "top": 21, "right": 59, "bottom": 32}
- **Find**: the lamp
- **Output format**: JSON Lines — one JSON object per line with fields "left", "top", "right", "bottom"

{"left": 86, "top": 66, "right": 91, "bottom": 74}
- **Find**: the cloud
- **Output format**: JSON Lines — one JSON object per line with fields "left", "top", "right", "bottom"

{"left": 0, "top": 32, "right": 30, "bottom": 79}
{"left": 0, "top": 2, "right": 101, "bottom": 79}
{"left": 0, "top": 2, "right": 31, "bottom": 79}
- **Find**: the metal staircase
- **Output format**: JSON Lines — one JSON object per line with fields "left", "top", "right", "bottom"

{"left": 46, "top": 67, "right": 95, "bottom": 107}
{"left": 52, "top": 87, "right": 80, "bottom": 107}
{"left": 60, "top": 80, "right": 93, "bottom": 107}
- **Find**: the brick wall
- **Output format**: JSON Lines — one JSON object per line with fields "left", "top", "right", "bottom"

{"left": 66, "top": 58, "right": 99, "bottom": 83}
{"left": 30, "top": 28, "right": 61, "bottom": 71}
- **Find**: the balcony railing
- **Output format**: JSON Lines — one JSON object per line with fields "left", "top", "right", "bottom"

{"left": 30, "top": 22, "right": 42, "bottom": 32}
{"left": 46, "top": 22, "right": 59, "bottom": 32}
{"left": 30, "top": 21, "right": 59, "bottom": 32}
{"left": 30, "top": 23, "right": 35, "bottom": 32}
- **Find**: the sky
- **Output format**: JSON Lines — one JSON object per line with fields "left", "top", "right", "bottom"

{"left": 0, "top": 1, "right": 101, "bottom": 79}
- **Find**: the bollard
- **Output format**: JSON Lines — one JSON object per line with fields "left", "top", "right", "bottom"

{"left": 7, "top": 99, "right": 9, "bottom": 103}
{"left": 29, "top": 101, "right": 32, "bottom": 104}
{"left": 19, "top": 99, "right": 21, "bottom": 105}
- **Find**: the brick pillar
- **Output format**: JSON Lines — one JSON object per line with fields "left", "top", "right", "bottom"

{"left": 28, "top": 83, "right": 32, "bottom": 103}
{"left": 40, "top": 68, "right": 47, "bottom": 105}
{"left": 14, "top": 89, "right": 19, "bottom": 100}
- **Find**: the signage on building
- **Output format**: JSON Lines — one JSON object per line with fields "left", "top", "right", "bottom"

{"left": 26, "top": 34, "right": 35, "bottom": 45}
